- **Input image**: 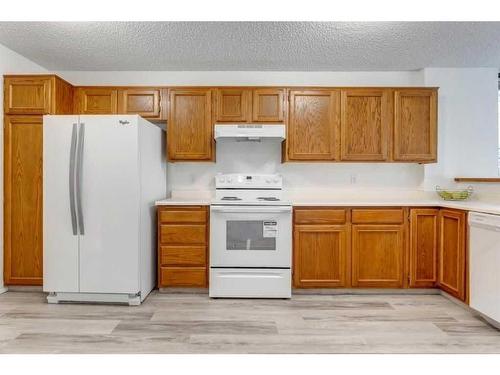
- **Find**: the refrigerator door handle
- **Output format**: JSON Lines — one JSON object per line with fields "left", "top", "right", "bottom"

{"left": 69, "top": 123, "right": 78, "bottom": 235}
{"left": 76, "top": 122, "right": 85, "bottom": 235}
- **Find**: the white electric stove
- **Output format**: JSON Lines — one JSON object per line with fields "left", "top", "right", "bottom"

{"left": 209, "top": 173, "right": 292, "bottom": 298}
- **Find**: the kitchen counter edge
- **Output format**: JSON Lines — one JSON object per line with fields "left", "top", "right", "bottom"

{"left": 155, "top": 198, "right": 500, "bottom": 215}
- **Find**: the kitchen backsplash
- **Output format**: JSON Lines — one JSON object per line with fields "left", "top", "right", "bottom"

{"left": 167, "top": 139, "right": 425, "bottom": 191}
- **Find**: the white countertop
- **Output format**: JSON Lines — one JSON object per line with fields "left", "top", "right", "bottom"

{"left": 155, "top": 190, "right": 500, "bottom": 216}
{"left": 292, "top": 198, "right": 500, "bottom": 215}
{"left": 156, "top": 197, "right": 212, "bottom": 206}
{"left": 156, "top": 190, "right": 213, "bottom": 206}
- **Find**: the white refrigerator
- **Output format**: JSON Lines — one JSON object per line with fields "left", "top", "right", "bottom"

{"left": 43, "top": 115, "right": 166, "bottom": 305}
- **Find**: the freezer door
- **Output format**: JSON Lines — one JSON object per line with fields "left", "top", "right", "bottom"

{"left": 43, "top": 115, "right": 80, "bottom": 292}
{"left": 78, "top": 116, "right": 140, "bottom": 294}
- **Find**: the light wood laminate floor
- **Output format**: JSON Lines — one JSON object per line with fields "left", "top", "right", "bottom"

{"left": 0, "top": 291, "right": 499, "bottom": 353}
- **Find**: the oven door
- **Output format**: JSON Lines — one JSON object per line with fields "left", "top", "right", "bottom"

{"left": 210, "top": 205, "right": 292, "bottom": 268}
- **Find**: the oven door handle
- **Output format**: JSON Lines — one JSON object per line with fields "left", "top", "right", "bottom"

{"left": 210, "top": 205, "right": 292, "bottom": 214}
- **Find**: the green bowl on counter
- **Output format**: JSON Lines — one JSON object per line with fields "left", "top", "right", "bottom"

{"left": 435, "top": 186, "right": 473, "bottom": 201}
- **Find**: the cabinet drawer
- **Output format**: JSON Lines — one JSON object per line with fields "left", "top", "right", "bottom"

{"left": 352, "top": 209, "right": 404, "bottom": 224}
{"left": 158, "top": 209, "right": 207, "bottom": 223}
{"left": 160, "top": 267, "right": 207, "bottom": 287}
{"left": 294, "top": 208, "right": 346, "bottom": 224}
{"left": 160, "top": 245, "right": 206, "bottom": 266}
{"left": 160, "top": 224, "right": 206, "bottom": 244}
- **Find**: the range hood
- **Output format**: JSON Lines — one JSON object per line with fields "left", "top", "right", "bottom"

{"left": 214, "top": 124, "right": 286, "bottom": 141}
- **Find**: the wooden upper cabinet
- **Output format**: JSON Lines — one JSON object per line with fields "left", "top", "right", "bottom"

{"left": 75, "top": 87, "right": 118, "bottom": 114}
{"left": 294, "top": 224, "right": 350, "bottom": 288}
{"left": 117, "top": 88, "right": 165, "bottom": 119}
{"left": 215, "top": 89, "right": 251, "bottom": 122}
{"left": 287, "top": 90, "right": 340, "bottom": 160}
{"left": 3, "top": 115, "right": 44, "bottom": 285}
{"left": 409, "top": 208, "right": 439, "bottom": 288}
{"left": 168, "top": 88, "right": 213, "bottom": 161}
{"left": 438, "top": 209, "right": 466, "bottom": 301}
{"left": 340, "top": 89, "right": 391, "bottom": 161}
{"left": 4, "top": 77, "right": 51, "bottom": 114}
{"left": 351, "top": 224, "right": 405, "bottom": 288}
{"left": 252, "top": 88, "right": 284, "bottom": 122}
{"left": 394, "top": 88, "right": 437, "bottom": 162}
{"left": 4, "top": 75, "right": 74, "bottom": 115}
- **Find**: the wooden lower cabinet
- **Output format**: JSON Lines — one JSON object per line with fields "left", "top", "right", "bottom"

{"left": 351, "top": 224, "right": 405, "bottom": 288}
{"left": 293, "top": 207, "right": 469, "bottom": 299}
{"left": 157, "top": 206, "right": 208, "bottom": 288}
{"left": 160, "top": 267, "right": 207, "bottom": 287}
{"left": 409, "top": 208, "right": 439, "bottom": 287}
{"left": 3, "top": 115, "right": 44, "bottom": 285}
{"left": 293, "top": 224, "right": 350, "bottom": 287}
{"left": 438, "top": 209, "right": 467, "bottom": 301}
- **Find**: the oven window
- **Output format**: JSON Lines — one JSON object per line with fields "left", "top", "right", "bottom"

{"left": 226, "top": 221, "right": 276, "bottom": 250}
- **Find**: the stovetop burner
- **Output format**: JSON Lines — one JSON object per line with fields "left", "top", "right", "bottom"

{"left": 213, "top": 174, "right": 290, "bottom": 206}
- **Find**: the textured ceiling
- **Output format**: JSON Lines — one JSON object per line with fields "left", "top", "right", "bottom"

{"left": 0, "top": 22, "right": 499, "bottom": 71}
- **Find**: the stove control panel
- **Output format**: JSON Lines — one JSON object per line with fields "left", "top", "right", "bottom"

{"left": 215, "top": 173, "right": 283, "bottom": 189}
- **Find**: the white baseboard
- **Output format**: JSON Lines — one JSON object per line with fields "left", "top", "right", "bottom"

{"left": 0, "top": 287, "right": 8, "bottom": 294}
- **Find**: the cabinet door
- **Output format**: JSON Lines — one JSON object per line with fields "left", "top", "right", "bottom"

{"left": 409, "top": 208, "right": 438, "bottom": 287}
{"left": 294, "top": 225, "right": 349, "bottom": 287}
{"left": 352, "top": 224, "right": 405, "bottom": 287}
{"left": 4, "top": 77, "right": 52, "bottom": 114}
{"left": 216, "top": 89, "right": 251, "bottom": 122}
{"left": 76, "top": 88, "right": 118, "bottom": 114}
{"left": 3, "top": 115, "right": 43, "bottom": 285}
{"left": 340, "top": 89, "right": 390, "bottom": 161}
{"left": 287, "top": 90, "right": 340, "bottom": 160}
{"left": 394, "top": 89, "right": 437, "bottom": 162}
{"left": 252, "top": 88, "right": 284, "bottom": 122}
{"left": 117, "top": 88, "right": 162, "bottom": 119}
{"left": 438, "top": 209, "right": 466, "bottom": 300}
{"left": 168, "top": 89, "right": 213, "bottom": 161}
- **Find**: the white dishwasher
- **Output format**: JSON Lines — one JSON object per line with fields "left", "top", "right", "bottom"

{"left": 469, "top": 212, "right": 500, "bottom": 324}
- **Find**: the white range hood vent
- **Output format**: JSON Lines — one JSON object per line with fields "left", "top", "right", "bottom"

{"left": 214, "top": 124, "right": 285, "bottom": 142}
